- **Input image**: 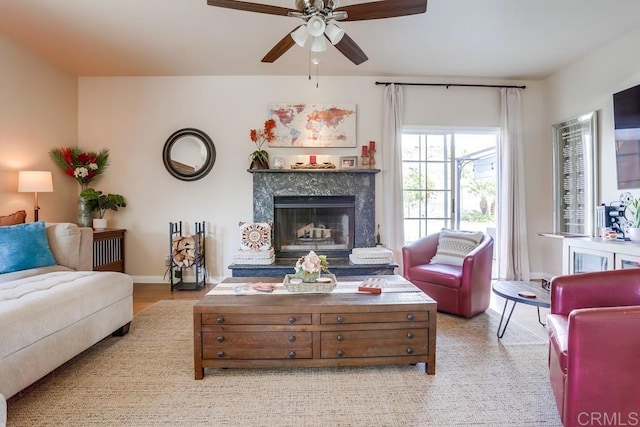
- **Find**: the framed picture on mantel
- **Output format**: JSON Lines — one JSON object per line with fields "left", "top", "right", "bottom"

{"left": 267, "top": 103, "right": 357, "bottom": 148}
{"left": 340, "top": 156, "right": 358, "bottom": 169}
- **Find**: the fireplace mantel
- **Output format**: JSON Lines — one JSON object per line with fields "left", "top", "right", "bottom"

{"left": 248, "top": 168, "right": 380, "bottom": 174}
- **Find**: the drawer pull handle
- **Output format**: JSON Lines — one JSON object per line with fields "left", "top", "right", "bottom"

{"left": 337, "top": 350, "right": 344, "bottom": 357}
{"left": 217, "top": 351, "right": 225, "bottom": 358}
{"left": 406, "top": 347, "right": 414, "bottom": 355}
{"left": 216, "top": 317, "right": 224, "bottom": 324}
{"left": 336, "top": 316, "right": 344, "bottom": 323}
{"left": 289, "top": 350, "right": 296, "bottom": 358}
{"left": 288, "top": 317, "right": 296, "bottom": 324}
{"left": 217, "top": 336, "right": 224, "bottom": 342}
{"left": 289, "top": 336, "right": 296, "bottom": 343}
{"left": 336, "top": 335, "right": 344, "bottom": 342}
{"left": 406, "top": 332, "right": 414, "bottom": 339}
{"left": 407, "top": 314, "right": 415, "bottom": 321}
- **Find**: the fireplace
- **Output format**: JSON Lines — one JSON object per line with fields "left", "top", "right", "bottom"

{"left": 251, "top": 169, "right": 379, "bottom": 254}
{"left": 274, "top": 195, "right": 355, "bottom": 257}
{"left": 229, "top": 168, "right": 396, "bottom": 277}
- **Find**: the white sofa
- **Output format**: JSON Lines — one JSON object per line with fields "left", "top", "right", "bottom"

{"left": 0, "top": 222, "right": 133, "bottom": 418}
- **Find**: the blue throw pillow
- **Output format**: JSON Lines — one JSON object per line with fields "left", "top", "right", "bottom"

{"left": 0, "top": 221, "right": 57, "bottom": 274}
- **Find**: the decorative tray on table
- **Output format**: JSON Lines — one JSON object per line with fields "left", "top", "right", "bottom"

{"left": 283, "top": 274, "right": 337, "bottom": 293}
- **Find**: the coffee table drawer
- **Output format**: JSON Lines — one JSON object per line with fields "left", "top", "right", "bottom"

{"left": 202, "top": 313, "right": 312, "bottom": 325}
{"left": 202, "top": 331, "right": 313, "bottom": 359}
{"left": 320, "top": 329, "right": 429, "bottom": 358}
{"left": 320, "top": 311, "right": 428, "bottom": 324}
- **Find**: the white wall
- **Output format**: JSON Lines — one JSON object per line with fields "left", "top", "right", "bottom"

{"left": 0, "top": 34, "right": 77, "bottom": 222}
{"left": 544, "top": 27, "right": 640, "bottom": 276}
{"left": 78, "top": 75, "right": 548, "bottom": 282}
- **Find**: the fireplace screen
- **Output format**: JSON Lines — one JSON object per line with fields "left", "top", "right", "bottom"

{"left": 274, "top": 196, "right": 355, "bottom": 256}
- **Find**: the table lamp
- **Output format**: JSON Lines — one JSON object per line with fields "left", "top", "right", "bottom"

{"left": 18, "top": 171, "right": 54, "bottom": 222}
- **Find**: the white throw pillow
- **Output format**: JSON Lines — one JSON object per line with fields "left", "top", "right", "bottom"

{"left": 239, "top": 222, "right": 272, "bottom": 251}
{"left": 430, "top": 229, "right": 484, "bottom": 267}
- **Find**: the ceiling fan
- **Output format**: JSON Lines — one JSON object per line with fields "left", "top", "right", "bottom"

{"left": 207, "top": 0, "right": 428, "bottom": 65}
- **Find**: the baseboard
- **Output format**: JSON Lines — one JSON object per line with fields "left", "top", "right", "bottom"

{"left": 130, "top": 275, "right": 222, "bottom": 285}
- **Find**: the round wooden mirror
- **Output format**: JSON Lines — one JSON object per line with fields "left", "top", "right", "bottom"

{"left": 162, "top": 128, "right": 216, "bottom": 181}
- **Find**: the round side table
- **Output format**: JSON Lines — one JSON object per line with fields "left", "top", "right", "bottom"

{"left": 491, "top": 280, "right": 551, "bottom": 339}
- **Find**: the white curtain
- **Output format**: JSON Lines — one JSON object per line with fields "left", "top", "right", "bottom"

{"left": 498, "top": 88, "right": 530, "bottom": 281}
{"left": 382, "top": 84, "right": 405, "bottom": 268}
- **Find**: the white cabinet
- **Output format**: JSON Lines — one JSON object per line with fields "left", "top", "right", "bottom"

{"left": 563, "top": 238, "right": 640, "bottom": 274}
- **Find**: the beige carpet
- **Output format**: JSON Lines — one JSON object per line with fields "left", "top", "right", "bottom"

{"left": 7, "top": 301, "right": 562, "bottom": 426}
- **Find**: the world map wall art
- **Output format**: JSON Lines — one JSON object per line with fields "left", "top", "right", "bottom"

{"left": 268, "top": 103, "right": 357, "bottom": 148}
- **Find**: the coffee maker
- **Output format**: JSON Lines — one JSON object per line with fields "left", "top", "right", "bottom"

{"left": 596, "top": 203, "right": 628, "bottom": 240}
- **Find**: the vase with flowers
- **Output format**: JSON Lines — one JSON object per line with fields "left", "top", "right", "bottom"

{"left": 294, "top": 250, "right": 330, "bottom": 282}
{"left": 49, "top": 147, "right": 110, "bottom": 227}
{"left": 249, "top": 119, "right": 276, "bottom": 169}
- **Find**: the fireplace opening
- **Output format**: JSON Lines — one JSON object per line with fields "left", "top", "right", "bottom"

{"left": 274, "top": 195, "right": 355, "bottom": 258}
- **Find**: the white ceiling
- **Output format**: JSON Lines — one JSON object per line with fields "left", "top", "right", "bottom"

{"left": 1, "top": 0, "right": 639, "bottom": 80}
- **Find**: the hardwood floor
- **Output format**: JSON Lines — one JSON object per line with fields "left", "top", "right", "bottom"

{"left": 133, "top": 283, "right": 216, "bottom": 314}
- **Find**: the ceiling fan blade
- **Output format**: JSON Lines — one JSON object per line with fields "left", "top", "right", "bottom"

{"left": 340, "top": 0, "right": 427, "bottom": 21}
{"left": 333, "top": 33, "right": 368, "bottom": 65}
{"left": 207, "top": 0, "right": 296, "bottom": 16}
{"left": 261, "top": 31, "right": 297, "bottom": 63}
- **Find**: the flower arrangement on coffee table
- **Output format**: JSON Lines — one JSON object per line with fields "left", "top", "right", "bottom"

{"left": 285, "top": 250, "right": 335, "bottom": 293}
{"left": 294, "top": 250, "right": 329, "bottom": 282}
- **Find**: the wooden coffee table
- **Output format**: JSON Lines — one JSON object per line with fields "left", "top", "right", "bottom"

{"left": 193, "top": 275, "right": 437, "bottom": 378}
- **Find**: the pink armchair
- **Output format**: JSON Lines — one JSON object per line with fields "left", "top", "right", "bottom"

{"left": 548, "top": 269, "right": 640, "bottom": 427}
{"left": 402, "top": 232, "right": 494, "bottom": 318}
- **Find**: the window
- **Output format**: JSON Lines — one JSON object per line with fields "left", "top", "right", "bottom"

{"left": 402, "top": 129, "right": 499, "bottom": 244}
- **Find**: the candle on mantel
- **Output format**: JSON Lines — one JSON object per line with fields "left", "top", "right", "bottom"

{"left": 369, "top": 140, "right": 376, "bottom": 152}
{"left": 310, "top": 155, "right": 317, "bottom": 164}
{"left": 362, "top": 145, "right": 368, "bottom": 156}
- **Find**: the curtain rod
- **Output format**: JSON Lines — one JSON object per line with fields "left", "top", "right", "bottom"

{"left": 375, "top": 81, "right": 526, "bottom": 89}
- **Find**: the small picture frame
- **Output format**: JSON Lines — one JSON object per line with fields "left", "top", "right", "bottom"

{"left": 340, "top": 156, "right": 358, "bottom": 169}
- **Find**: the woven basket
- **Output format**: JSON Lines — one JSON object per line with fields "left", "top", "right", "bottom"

{"left": 283, "top": 274, "right": 337, "bottom": 293}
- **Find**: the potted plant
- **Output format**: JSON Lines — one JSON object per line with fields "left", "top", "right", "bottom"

{"left": 627, "top": 198, "right": 640, "bottom": 242}
{"left": 249, "top": 119, "right": 276, "bottom": 169}
{"left": 79, "top": 188, "right": 127, "bottom": 229}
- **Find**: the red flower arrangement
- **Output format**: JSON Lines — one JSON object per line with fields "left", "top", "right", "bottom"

{"left": 49, "top": 146, "right": 110, "bottom": 185}
{"left": 250, "top": 118, "right": 276, "bottom": 149}
{"left": 249, "top": 119, "right": 276, "bottom": 167}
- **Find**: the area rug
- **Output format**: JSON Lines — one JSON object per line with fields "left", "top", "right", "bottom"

{"left": 6, "top": 301, "right": 561, "bottom": 426}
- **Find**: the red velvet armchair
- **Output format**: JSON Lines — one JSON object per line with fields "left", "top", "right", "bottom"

{"left": 548, "top": 269, "right": 640, "bottom": 427}
{"left": 402, "top": 232, "right": 494, "bottom": 318}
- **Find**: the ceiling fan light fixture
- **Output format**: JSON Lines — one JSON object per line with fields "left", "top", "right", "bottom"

{"left": 291, "top": 25, "right": 309, "bottom": 47}
{"left": 324, "top": 22, "right": 345, "bottom": 45}
{"left": 310, "top": 35, "right": 327, "bottom": 52}
{"left": 306, "top": 16, "right": 326, "bottom": 37}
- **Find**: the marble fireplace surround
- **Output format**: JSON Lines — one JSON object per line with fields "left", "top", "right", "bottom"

{"left": 250, "top": 169, "right": 380, "bottom": 253}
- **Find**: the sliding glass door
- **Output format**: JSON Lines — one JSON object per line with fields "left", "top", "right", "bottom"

{"left": 401, "top": 129, "right": 498, "bottom": 244}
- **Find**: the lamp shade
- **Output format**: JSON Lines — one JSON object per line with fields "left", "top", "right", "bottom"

{"left": 306, "top": 16, "right": 326, "bottom": 37}
{"left": 325, "top": 23, "right": 345, "bottom": 45}
{"left": 18, "top": 171, "right": 53, "bottom": 193}
{"left": 310, "top": 35, "right": 327, "bottom": 52}
{"left": 291, "top": 25, "right": 309, "bottom": 47}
